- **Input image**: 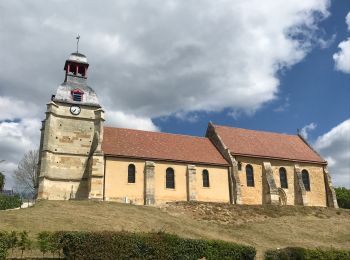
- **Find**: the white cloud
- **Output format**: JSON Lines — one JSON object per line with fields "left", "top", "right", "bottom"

{"left": 346, "top": 12, "right": 350, "bottom": 31}
{"left": 0, "top": 0, "right": 330, "bottom": 119}
{"left": 105, "top": 110, "right": 159, "bottom": 131}
{"left": 0, "top": 118, "right": 41, "bottom": 189}
{"left": 0, "top": 97, "right": 40, "bottom": 121}
{"left": 300, "top": 122, "right": 317, "bottom": 139}
{"left": 314, "top": 119, "right": 350, "bottom": 188}
{"left": 332, "top": 11, "right": 350, "bottom": 74}
{"left": 333, "top": 38, "right": 350, "bottom": 74}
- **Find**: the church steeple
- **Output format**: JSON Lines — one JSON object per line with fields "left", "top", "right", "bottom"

{"left": 64, "top": 52, "right": 89, "bottom": 80}
{"left": 52, "top": 50, "right": 100, "bottom": 107}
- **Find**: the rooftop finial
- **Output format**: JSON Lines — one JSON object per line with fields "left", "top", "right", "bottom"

{"left": 76, "top": 34, "right": 80, "bottom": 53}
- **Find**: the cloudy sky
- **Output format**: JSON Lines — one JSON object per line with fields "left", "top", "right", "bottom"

{"left": 0, "top": 0, "right": 349, "bottom": 189}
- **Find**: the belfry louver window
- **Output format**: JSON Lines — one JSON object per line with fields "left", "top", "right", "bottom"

{"left": 71, "top": 89, "right": 84, "bottom": 102}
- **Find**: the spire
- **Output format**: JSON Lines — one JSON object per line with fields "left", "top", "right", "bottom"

{"left": 76, "top": 34, "right": 80, "bottom": 53}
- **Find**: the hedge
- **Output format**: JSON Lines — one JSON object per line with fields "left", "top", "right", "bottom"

{"left": 0, "top": 194, "right": 21, "bottom": 210}
{"left": 60, "top": 231, "right": 256, "bottom": 260}
{"left": 264, "top": 247, "right": 350, "bottom": 260}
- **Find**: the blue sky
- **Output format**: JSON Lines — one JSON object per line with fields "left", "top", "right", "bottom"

{"left": 0, "top": 0, "right": 349, "bottom": 189}
{"left": 155, "top": 0, "right": 349, "bottom": 142}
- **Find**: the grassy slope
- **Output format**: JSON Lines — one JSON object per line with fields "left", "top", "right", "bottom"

{"left": 1, "top": 200, "right": 349, "bottom": 259}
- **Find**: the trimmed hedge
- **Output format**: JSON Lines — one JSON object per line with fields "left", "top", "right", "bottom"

{"left": 60, "top": 231, "right": 256, "bottom": 260}
{"left": 0, "top": 194, "right": 21, "bottom": 210}
{"left": 264, "top": 247, "right": 350, "bottom": 260}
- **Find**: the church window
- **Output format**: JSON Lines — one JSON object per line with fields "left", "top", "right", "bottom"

{"left": 202, "top": 169, "right": 210, "bottom": 187}
{"left": 166, "top": 167, "right": 175, "bottom": 189}
{"left": 128, "top": 164, "right": 136, "bottom": 183}
{"left": 246, "top": 164, "right": 254, "bottom": 187}
{"left": 302, "top": 169, "right": 310, "bottom": 191}
{"left": 71, "top": 89, "right": 84, "bottom": 102}
{"left": 279, "top": 167, "right": 288, "bottom": 188}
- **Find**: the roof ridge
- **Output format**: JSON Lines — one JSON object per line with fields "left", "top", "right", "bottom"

{"left": 104, "top": 126, "right": 208, "bottom": 140}
{"left": 212, "top": 123, "right": 298, "bottom": 137}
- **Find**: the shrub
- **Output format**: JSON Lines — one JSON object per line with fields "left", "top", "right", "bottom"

{"left": 0, "top": 194, "right": 21, "bottom": 210}
{"left": 60, "top": 231, "right": 256, "bottom": 260}
{"left": 335, "top": 187, "right": 350, "bottom": 209}
{"left": 0, "top": 232, "right": 9, "bottom": 260}
{"left": 17, "top": 231, "right": 32, "bottom": 258}
{"left": 264, "top": 247, "right": 350, "bottom": 260}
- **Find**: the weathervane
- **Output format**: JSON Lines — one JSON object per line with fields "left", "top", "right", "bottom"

{"left": 76, "top": 34, "right": 80, "bottom": 53}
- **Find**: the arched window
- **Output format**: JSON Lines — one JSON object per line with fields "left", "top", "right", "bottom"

{"left": 246, "top": 164, "right": 254, "bottom": 187}
{"left": 279, "top": 167, "right": 288, "bottom": 189}
{"left": 202, "top": 169, "right": 210, "bottom": 187}
{"left": 302, "top": 169, "right": 310, "bottom": 191}
{"left": 166, "top": 167, "right": 175, "bottom": 189}
{"left": 128, "top": 164, "right": 136, "bottom": 183}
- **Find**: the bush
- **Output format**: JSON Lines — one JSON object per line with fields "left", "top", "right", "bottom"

{"left": 0, "top": 232, "right": 9, "bottom": 260}
{"left": 0, "top": 194, "right": 21, "bottom": 210}
{"left": 335, "top": 187, "right": 350, "bottom": 209}
{"left": 264, "top": 247, "right": 350, "bottom": 260}
{"left": 60, "top": 231, "right": 256, "bottom": 260}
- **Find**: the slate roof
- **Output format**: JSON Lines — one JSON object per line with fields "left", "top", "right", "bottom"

{"left": 213, "top": 124, "right": 326, "bottom": 164}
{"left": 102, "top": 127, "right": 229, "bottom": 166}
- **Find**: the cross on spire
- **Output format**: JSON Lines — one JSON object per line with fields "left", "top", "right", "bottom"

{"left": 76, "top": 34, "right": 80, "bottom": 53}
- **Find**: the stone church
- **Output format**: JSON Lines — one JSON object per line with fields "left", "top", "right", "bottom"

{"left": 36, "top": 52, "right": 338, "bottom": 208}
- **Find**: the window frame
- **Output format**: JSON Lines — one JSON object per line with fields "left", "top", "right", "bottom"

{"left": 302, "top": 169, "right": 311, "bottom": 191}
{"left": 246, "top": 164, "right": 255, "bottom": 187}
{"left": 202, "top": 169, "right": 210, "bottom": 188}
{"left": 279, "top": 167, "right": 288, "bottom": 189}
{"left": 127, "top": 164, "right": 136, "bottom": 184}
{"left": 166, "top": 167, "right": 175, "bottom": 189}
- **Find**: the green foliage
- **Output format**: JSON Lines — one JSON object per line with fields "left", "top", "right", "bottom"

{"left": 8, "top": 231, "right": 18, "bottom": 254}
{"left": 335, "top": 187, "right": 350, "bottom": 209}
{"left": 37, "top": 231, "right": 51, "bottom": 257}
{"left": 264, "top": 247, "right": 350, "bottom": 260}
{"left": 17, "top": 231, "right": 31, "bottom": 258}
{"left": 0, "top": 194, "right": 21, "bottom": 210}
{"left": 0, "top": 231, "right": 9, "bottom": 260}
{"left": 0, "top": 173, "right": 4, "bottom": 192}
{"left": 60, "top": 231, "right": 256, "bottom": 260}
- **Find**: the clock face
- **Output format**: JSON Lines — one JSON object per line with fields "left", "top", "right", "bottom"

{"left": 70, "top": 105, "right": 81, "bottom": 115}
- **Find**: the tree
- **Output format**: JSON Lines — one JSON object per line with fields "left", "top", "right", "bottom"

{"left": 335, "top": 187, "right": 350, "bottom": 209}
{"left": 14, "top": 150, "right": 39, "bottom": 194}
{"left": 0, "top": 172, "right": 4, "bottom": 192}
{"left": 0, "top": 160, "right": 5, "bottom": 192}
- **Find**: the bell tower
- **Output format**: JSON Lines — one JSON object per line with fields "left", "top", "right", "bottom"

{"left": 36, "top": 51, "right": 105, "bottom": 200}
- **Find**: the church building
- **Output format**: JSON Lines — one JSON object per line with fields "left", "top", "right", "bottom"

{"left": 36, "top": 52, "right": 338, "bottom": 208}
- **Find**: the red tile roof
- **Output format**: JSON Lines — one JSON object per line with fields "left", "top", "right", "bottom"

{"left": 213, "top": 124, "right": 326, "bottom": 164}
{"left": 102, "top": 127, "right": 229, "bottom": 166}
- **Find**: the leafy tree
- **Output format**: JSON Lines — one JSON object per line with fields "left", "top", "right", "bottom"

{"left": 335, "top": 187, "right": 350, "bottom": 209}
{"left": 14, "top": 150, "right": 39, "bottom": 194}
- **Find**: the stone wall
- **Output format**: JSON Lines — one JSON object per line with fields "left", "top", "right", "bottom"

{"left": 234, "top": 156, "right": 327, "bottom": 207}
{"left": 37, "top": 101, "right": 104, "bottom": 200}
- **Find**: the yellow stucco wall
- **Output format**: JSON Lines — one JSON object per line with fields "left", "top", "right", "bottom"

{"left": 196, "top": 165, "right": 230, "bottom": 203}
{"left": 104, "top": 157, "right": 230, "bottom": 205}
{"left": 104, "top": 158, "right": 145, "bottom": 205}
{"left": 235, "top": 156, "right": 327, "bottom": 206}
